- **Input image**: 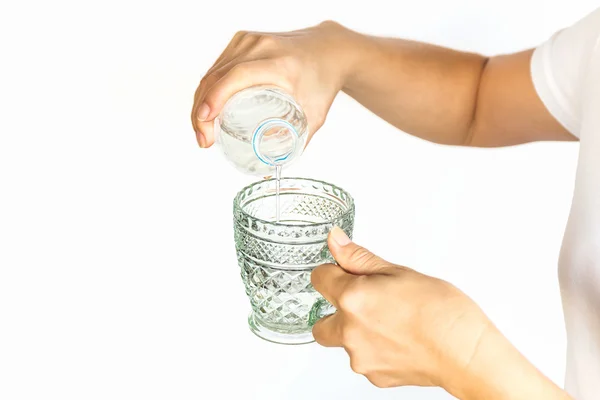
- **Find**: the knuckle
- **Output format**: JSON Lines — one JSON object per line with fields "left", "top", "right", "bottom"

{"left": 338, "top": 279, "right": 367, "bottom": 311}
{"left": 254, "top": 34, "right": 278, "bottom": 49}
{"left": 366, "top": 374, "right": 392, "bottom": 388}
{"left": 201, "top": 72, "right": 220, "bottom": 86}
{"left": 349, "top": 357, "right": 368, "bottom": 375}
{"left": 310, "top": 266, "right": 324, "bottom": 287}
{"left": 340, "top": 324, "right": 359, "bottom": 349}
{"left": 311, "top": 324, "right": 325, "bottom": 343}
{"left": 319, "top": 19, "right": 341, "bottom": 29}
{"left": 337, "top": 288, "right": 355, "bottom": 311}
{"left": 233, "top": 30, "right": 248, "bottom": 41}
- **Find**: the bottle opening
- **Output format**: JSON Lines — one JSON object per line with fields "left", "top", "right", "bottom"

{"left": 252, "top": 118, "right": 299, "bottom": 166}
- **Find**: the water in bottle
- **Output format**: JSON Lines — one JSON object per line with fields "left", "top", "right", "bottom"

{"left": 214, "top": 86, "right": 308, "bottom": 178}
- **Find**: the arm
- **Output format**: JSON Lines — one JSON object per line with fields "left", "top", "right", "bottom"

{"left": 449, "top": 323, "right": 571, "bottom": 399}
{"left": 192, "top": 21, "right": 575, "bottom": 149}
{"left": 338, "top": 27, "right": 576, "bottom": 146}
{"left": 191, "top": 22, "right": 575, "bottom": 147}
{"left": 311, "top": 227, "right": 571, "bottom": 399}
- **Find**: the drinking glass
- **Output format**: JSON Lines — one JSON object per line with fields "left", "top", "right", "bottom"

{"left": 233, "top": 177, "right": 355, "bottom": 344}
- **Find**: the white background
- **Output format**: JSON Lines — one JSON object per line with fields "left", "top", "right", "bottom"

{"left": 1, "top": 0, "right": 599, "bottom": 399}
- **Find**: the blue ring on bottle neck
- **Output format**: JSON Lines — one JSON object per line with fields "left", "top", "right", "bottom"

{"left": 252, "top": 118, "right": 299, "bottom": 166}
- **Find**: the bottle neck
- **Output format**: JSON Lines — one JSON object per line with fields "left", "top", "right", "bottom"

{"left": 252, "top": 118, "right": 299, "bottom": 166}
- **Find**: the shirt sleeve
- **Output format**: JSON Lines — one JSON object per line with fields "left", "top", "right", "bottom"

{"left": 530, "top": 7, "right": 600, "bottom": 137}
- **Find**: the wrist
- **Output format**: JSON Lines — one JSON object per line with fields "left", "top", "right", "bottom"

{"left": 441, "top": 320, "right": 497, "bottom": 399}
{"left": 433, "top": 303, "right": 494, "bottom": 398}
{"left": 445, "top": 323, "right": 570, "bottom": 400}
{"left": 317, "top": 20, "right": 367, "bottom": 92}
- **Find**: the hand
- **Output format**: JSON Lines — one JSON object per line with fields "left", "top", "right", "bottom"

{"left": 311, "top": 227, "right": 571, "bottom": 399}
{"left": 311, "top": 227, "right": 489, "bottom": 390}
{"left": 191, "top": 21, "right": 357, "bottom": 148}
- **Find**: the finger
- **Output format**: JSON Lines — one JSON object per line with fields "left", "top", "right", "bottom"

{"left": 195, "top": 53, "right": 276, "bottom": 147}
{"left": 194, "top": 52, "right": 257, "bottom": 119}
{"left": 202, "top": 30, "right": 252, "bottom": 80}
{"left": 212, "top": 30, "right": 249, "bottom": 67}
{"left": 198, "top": 59, "right": 294, "bottom": 127}
{"left": 328, "top": 226, "right": 390, "bottom": 275}
{"left": 191, "top": 75, "right": 216, "bottom": 138}
{"left": 192, "top": 55, "right": 275, "bottom": 145}
{"left": 192, "top": 32, "right": 268, "bottom": 123}
{"left": 204, "top": 34, "right": 261, "bottom": 78}
{"left": 191, "top": 30, "right": 252, "bottom": 136}
{"left": 196, "top": 120, "right": 214, "bottom": 148}
{"left": 311, "top": 262, "right": 354, "bottom": 308}
{"left": 192, "top": 74, "right": 220, "bottom": 146}
{"left": 312, "top": 312, "right": 343, "bottom": 347}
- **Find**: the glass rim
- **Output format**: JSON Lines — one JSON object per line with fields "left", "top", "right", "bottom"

{"left": 233, "top": 176, "right": 355, "bottom": 229}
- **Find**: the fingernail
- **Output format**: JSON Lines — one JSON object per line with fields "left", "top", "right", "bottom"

{"left": 331, "top": 226, "right": 351, "bottom": 246}
{"left": 198, "top": 132, "right": 207, "bottom": 148}
{"left": 197, "top": 103, "right": 210, "bottom": 121}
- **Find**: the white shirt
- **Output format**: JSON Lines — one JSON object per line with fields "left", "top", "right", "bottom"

{"left": 531, "top": 7, "right": 600, "bottom": 399}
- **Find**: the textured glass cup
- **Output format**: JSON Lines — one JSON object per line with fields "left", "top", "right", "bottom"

{"left": 233, "top": 177, "right": 355, "bottom": 344}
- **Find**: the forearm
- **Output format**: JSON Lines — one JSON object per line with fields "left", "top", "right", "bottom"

{"left": 335, "top": 24, "right": 574, "bottom": 147}
{"left": 447, "top": 324, "right": 571, "bottom": 400}
{"left": 339, "top": 26, "right": 486, "bottom": 146}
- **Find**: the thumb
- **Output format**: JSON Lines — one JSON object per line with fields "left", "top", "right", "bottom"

{"left": 328, "top": 226, "right": 388, "bottom": 275}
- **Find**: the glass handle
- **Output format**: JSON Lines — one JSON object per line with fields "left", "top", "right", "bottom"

{"left": 308, "top": 297, "right": 336, "bottom": 326}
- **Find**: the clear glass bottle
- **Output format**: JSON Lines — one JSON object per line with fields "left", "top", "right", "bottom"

{"left": 214, "top": 86, "right": 308, "bottom": 176}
